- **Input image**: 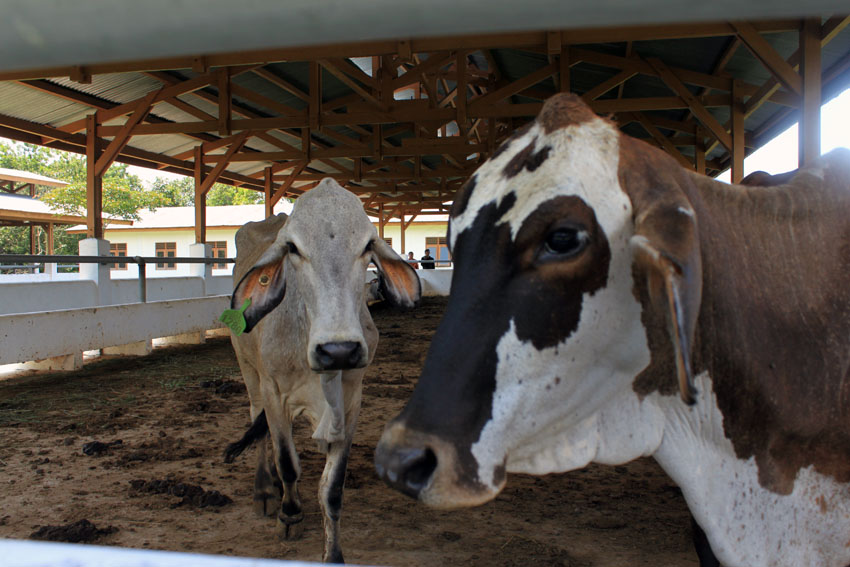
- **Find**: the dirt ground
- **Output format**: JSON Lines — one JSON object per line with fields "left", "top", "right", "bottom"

{"left": 0, "top": 296, "right": 698, "bottom": 566}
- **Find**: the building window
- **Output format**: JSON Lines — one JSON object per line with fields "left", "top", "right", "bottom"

{"left": 210, "top": 241, "right": 227, "bottom": 269}
{"left": 110, "top": 242, "right": 127, "bottom": 270}
{"left": 383, "top": 237, "right": 393, "bottom": 249}
{"left": 155, "top": 242, "right": 177, "bottom": 269}
{"left": 425, "top": 236, "right": 451, "bottom": 267}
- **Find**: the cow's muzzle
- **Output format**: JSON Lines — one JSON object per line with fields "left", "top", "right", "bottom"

{"left": 375, "top": 421, "right": 502, "bottom": 509}
{"left": 312, "top": 341, "right": 365, "bottom": 371}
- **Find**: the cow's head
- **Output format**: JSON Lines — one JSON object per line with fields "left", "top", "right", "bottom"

{"left": 375, "top": 94, "right": 702, "bottom": 508}
{"left": 231, "top": 178, "right": 420, "bottom": 371}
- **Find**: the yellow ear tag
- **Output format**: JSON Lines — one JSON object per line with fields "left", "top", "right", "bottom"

{"left": 219, "top": 298, "right": 252, "bottom": 336}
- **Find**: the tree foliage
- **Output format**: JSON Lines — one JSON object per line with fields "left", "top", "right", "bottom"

{"left": 0, "top": 140, "right": 267, "bottom": 256}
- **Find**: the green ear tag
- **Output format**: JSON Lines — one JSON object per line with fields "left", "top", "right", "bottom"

{"left": 220, "top": 298, "right": 252, "bottom": 336}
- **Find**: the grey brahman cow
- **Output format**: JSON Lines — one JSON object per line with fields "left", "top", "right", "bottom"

{"left": 223, "top": 179, "right": 420, "bottom": 563}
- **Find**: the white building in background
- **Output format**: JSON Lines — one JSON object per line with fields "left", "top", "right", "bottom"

{"left": 67, "top": 204, "right": 451, "bottom": 279}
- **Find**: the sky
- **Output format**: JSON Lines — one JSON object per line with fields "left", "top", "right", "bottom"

{"left": 715, "top": 87, "right": 850, "bottom": 183}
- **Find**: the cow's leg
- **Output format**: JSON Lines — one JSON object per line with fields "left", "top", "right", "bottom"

{"left": 253, "top": 437, "right": 281, "bottom": 517}
{"left": 318, "top": 436, "right": 353, "bottom": 564}
{"left": 269, "top": 419, "right": 304, "bottom": 539}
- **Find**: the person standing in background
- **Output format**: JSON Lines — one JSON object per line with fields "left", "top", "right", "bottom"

{"left": 421, "top": 249, "right": 435, "bottom": 269}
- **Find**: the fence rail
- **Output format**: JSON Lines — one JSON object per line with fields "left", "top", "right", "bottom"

{"left": 0, "top": 254, "right": 235, "bottom": 303}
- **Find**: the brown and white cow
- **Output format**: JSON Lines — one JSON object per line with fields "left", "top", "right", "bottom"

{"left": 226, "top": 179, "right": 420, "bottom": 563}
{"left": 375, "top": 93, "right": 850, "bottom": 567}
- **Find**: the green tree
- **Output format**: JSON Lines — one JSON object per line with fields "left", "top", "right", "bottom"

{"left": 206, "top": 182, "right": 264, "bottom": 206}
{"left": 0, "top": 140, "right": 168, "bottom": 256}
{"left": 149, "top": 176, "right": 194, "bottom": 207}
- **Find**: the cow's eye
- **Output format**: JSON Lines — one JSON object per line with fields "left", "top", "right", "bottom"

{"left": 543, "top": 227, "right": 588, "bottom": 258}
{"left": 287, "top": 242, "right": 300, "bottom": 256}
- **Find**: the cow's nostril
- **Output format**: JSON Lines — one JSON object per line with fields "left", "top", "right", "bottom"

{"left": 375, "top": 445, "right": 437, "bottom": 499}
{"left": 315, "top": 341, "right": 361, "bottom": 370}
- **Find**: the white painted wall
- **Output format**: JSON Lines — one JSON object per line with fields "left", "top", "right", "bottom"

{"left": 106, "top": 228, "right": 238, "bottom": 278}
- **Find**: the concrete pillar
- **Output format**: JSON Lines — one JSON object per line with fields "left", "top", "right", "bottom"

{"left": 79, "top": 237, "right": 112, "bottom": 306}
{"left": 103, "top": 340, "right": 153, "bottom": 356}
{"left": 21, "top": 352, "right": 84, "bottom": 372}
{"left": 189, "top": 242, "right": 213, "bottom": 297}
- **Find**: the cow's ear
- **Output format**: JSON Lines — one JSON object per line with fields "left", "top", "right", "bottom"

{"left": 231, "top": 245, "right": 288, "bottom": 334}
{"left": 624, "top": 154, "right": 702, "bottom": 405}
{"left": 370, "top": 238, "right": 421, "bottom": 309}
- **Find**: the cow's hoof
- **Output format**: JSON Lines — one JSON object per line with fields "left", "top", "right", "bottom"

{"left": 253, "top": 495, "right": 278, "bottom": 517}
{"left": 323, "top": 549, "right": 344, "bottom": 564}
{"left": 276, "top": 512, "right": 304, "bottom": 540}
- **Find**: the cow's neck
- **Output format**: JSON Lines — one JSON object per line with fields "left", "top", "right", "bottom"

{"left": 649, "top": 371, "right": 850, "bottom": 567}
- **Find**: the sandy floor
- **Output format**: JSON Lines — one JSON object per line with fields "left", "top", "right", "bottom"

{"left": 0, "top": 296, "right": 698, "bottom": 566}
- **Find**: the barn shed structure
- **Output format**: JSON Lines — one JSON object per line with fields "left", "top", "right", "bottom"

{"left": 0, "top": 1, "right": 848, "bottom": 244}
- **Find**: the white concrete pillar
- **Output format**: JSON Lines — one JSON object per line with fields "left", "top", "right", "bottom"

{"left": 79, "top": 238, "right": 112, "bottom": 306}
{"left": 189, "top": 243, "right": 213, "bottom": 294}
{"left": 21, "top": 352, "right": 84, "bottom": 371}
{"left": 103, "top": 340, "right": 153, "bottom": 356}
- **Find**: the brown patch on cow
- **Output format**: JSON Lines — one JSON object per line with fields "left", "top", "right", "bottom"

{"left": 379, "top": 259, "right": 420, "bottom": 307}
{"left": 502, "top": 138, "right": 552, "bottom": 179}
{"left": 511, "top": 195, "right": 611, "bottom": 349}
{"left": 623, "top": 138, "right": 850, "bottom": 494}
{"left": 538, "top": 93, "right": 598, "bottom": 134}
{"left": 491, "top": 121, "right": 534, "bottom": 160}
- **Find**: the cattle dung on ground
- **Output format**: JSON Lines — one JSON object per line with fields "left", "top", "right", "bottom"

{"left": 0, "top": 296, "right": 698, "bottom": 565}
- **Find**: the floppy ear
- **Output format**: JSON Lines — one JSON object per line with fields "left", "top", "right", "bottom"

{"left": 626, "top": 164, "right": 702, "bottom": 405}
{"left": 230, "top": 245, "right": 288, "bottom": 334}
{"left": 370, "top": 238, "right": 421, "bottom": 309}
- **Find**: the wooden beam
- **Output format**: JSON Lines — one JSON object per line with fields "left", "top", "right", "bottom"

{"left": 264, "top": 166, "right": 274, "bottom": 218}
{"left": 456, "top": 51, "right": 469, "bottom": 132}
{"left": 320, "top": 59, "right": 384, "bottom": 109}
{"left": 199, "top": 131, "right": 251, "bottom": 194}
{"left": 469, "top": 62, "right": 558, "bottom": 109}
{"left": 85, "top": 113, "right": 103, "bottom": 239}
{"left": 270, "top": 161, "right": 307, "bottom": 206}
{"left": 647, "top": 57, "right": 733, "bottom": 151}
{"left": 799, "top": 18, "right": 821, "bottom": 167}
{"left": 94, "top": 89, "right": 159, "bottom": 177}
{"left": 732, "top": 21, "right": 802, "bottom": 96}
{"left": 581, "top": 69, "right": 637, "bottom": 101}
{"left": 631, "top": 112, "right": 693, "bottom": 169}
{"left": 252, "top": 68, "right": 310, "bottom": 102}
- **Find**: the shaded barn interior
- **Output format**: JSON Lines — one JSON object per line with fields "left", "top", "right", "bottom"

{"left": 0, "top": 14, "right": 848, "bottom": 239}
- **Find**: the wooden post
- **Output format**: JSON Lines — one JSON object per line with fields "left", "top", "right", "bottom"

{"left": 29, "top": 226, "right": 37, "bottom": 254}
{"left": 560, "top": 46, "right": 570, "bottom": 93}
{"left": 194, "top": 145, "right": 206, "bottom": 244}
{"left": 731, "top": 81, "right": 745, "bottom": 184}
{"left": 456, "top": 51, "right": 468, "bottom": 133}
{"left": 799, "top": 18, "right": 822, "bottom": 167}
{"left": 46, "top": 222, "right": 54, "bottom": 255}
{"left": 264, "top": 166, "right": 274, "bottom": 218}
{"left": 85, "top": 113, "right": 103, "bottom": 239}
{"left": 399, "top": 207, "right": 406, "bottom": 254}
{"left": 378, "top": 204, "right": 385, "bottom": 240}
{"left": 694, "top": 126, "right": 706, "bottom": 176}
